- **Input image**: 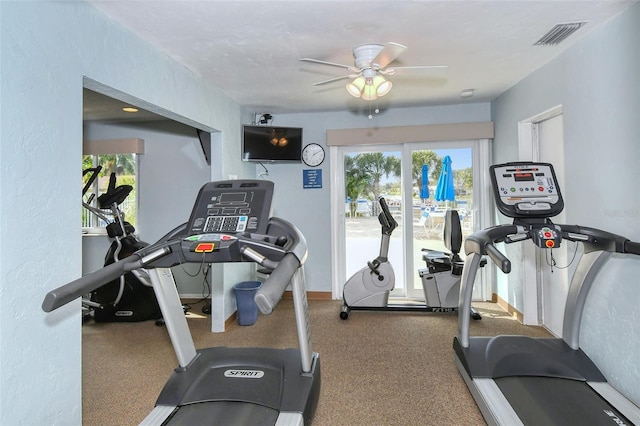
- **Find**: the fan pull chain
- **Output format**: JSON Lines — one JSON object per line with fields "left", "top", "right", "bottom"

{"left": 368, "top": 102, "right": 381, "bottom": 120}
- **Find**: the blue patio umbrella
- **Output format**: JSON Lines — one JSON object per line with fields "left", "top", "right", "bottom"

{"left": 434, "top": 155, "right": 455, "bottom": 202}
{"left": 419, "top": 164, "right": 429, "bottom": 200}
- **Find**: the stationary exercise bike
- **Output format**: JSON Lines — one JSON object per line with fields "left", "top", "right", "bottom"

{"left": 82, "top": 166, "right": 161, "bottom": 322}
{"left": 340, "top": 197, "right": 481, "bottom": 320}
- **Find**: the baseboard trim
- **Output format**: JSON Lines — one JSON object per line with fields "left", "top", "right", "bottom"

{"left": 494, "top": 293, "right": 524, "bottom": 323}
{"left": 225, "top": 311, "right": 238, "bottom": 329}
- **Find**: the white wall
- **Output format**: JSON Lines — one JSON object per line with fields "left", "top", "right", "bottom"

{"left": 491, "top": 4, "right": 640, "bottom": 405}
{"left": 259, "top": 103, "right": 491, "bottom": 292}
{"left": 0, "top": 2, "right": 247, "bottom": 424}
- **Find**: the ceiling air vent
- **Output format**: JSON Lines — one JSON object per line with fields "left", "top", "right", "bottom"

{"left": 534, "top": 21, "right": 587, "bottom": 46}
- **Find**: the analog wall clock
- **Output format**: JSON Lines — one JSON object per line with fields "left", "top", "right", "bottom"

{"left": 302, "top": 143, "right": 325, "bottom": 167}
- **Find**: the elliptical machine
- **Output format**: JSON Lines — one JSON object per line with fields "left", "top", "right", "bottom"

{"left": 82, "top": 166, "right": 161, "bottom": 322}
{"left": 340, "top": 197, "right": 481, "bottom": 320}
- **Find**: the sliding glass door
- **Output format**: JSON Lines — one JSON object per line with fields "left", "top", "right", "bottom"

{"left": 334, "top": 140, "right": 491, "bottom": 301}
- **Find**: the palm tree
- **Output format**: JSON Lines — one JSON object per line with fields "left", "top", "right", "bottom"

{"left": 354, "top": 152, "right": 400, "bottom": 201}
{"left": 454, "top": 167, "right": 473, "bottom": 195}
{"left": 344, "top": 156, "right": 371, "bottom": 216}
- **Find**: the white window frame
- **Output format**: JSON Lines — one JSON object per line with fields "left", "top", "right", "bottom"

{"left": 82, "top": 138, "right": 144, "bottom": 236}
{"left": 330, "top": 138, "right": 493, "bottom": 300}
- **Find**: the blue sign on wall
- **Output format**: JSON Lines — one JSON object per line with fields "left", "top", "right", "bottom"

{"left": 303, "top": 169, "right": 322, "bottom": 189}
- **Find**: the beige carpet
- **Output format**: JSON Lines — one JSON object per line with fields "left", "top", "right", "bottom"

{"left": 82, "top": 300, "right": 551, "bottom": 425}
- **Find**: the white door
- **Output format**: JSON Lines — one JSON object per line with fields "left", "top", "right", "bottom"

{"left": 537, "top": 113, "right": 570, "bottom": 337}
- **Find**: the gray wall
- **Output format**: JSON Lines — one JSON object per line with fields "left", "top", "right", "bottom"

{"left": 491, "top": 4, "right": 640, "bottom": 405}
{"left": 257, "top": 103, "right": 491, "bottom": 291}
{"left": 0, "top": 2, "right": 247, "bottom": 424}
{"left": 82, "top": 120, "right": 213, "bottom": 296}
{"left": 492, "top": 2, "right": 639, "bottom": 308}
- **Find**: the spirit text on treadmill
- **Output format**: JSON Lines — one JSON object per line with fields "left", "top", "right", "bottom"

{"left": 224, "top": 369, "right": 265, "bottom": 379}
{"left": 603, "top": 410, "right": 628, "bottom": 425}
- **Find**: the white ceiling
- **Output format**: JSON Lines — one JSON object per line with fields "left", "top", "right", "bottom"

{"left": 86, "top": 0, "right": 636, "bottom": 120}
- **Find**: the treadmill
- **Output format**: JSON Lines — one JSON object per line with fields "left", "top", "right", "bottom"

{"left": 43, "top": 179, "right": 320, "bottom": 425}
{"left": 454, "top": 162, "right": 640, "bottom": 425}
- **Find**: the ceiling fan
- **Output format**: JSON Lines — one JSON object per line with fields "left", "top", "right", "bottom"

{"left": 300, "top": 42, "right": 447, "bottom": 101}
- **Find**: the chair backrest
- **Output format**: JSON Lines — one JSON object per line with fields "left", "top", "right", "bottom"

{"left": 444, "top": 210, "right": 462, "bottom": 259}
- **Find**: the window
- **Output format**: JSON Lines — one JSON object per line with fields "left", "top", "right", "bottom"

{"left": 82, "top": 153, "right": 138, "bottom": 232}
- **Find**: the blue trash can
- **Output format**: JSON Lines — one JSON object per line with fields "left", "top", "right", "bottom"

{"left": 233, "top": 281, "right": 262, "bottom": 326}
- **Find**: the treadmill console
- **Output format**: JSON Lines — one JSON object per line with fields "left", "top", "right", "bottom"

{"left": 186, "top": 180, "right": 273, "bottom": 236}
{"left": 490, "top": 162, "right": 564, "bottom": 219}
{"left": 177, "top": 180, "right": 276, "bottom": 263}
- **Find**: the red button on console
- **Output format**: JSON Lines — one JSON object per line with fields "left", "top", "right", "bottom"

{"left": 195, "top": 243, "right": 215, "bottom": 253}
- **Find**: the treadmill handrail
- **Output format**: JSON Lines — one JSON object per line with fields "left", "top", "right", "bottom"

{"left": 41, "top": 247, "right": 170, "bottom": 312}
{"left": 254, "top": 253, "right": 301, "bottom": 315}
{"left": 458, "top": 222, "right": 638, "bottom": 349}
{"left": 42, "top": 216, "right": 308, "bottom": 315}
{"left": 463, "top": 223, "right": 633, "bottom": 265}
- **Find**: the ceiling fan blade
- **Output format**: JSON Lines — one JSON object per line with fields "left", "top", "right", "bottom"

{"left": 382, "top": 65, "right": 448, "bottom": 75}
{"left": 313, "top": 74, "right": 359, "bottom": 86}
{"left": 300, "top": 58, "right": 359, "bottom": 73}
{"left": 371, "top": 42, "right": 407, "bottom": 70}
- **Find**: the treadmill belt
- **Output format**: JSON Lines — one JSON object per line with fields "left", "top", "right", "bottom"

{"left": 165, "top": 401, "right": 279, "bottom": 425}
{"left": 496, "top": 377, "right": 633, "bottom": 426}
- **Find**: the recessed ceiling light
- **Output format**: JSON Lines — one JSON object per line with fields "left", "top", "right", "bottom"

{"left": 122, "top": 107, "right": 138, "bottom": 113}
{"left": 461, "top": 89, "right": 474, "bottom": 98}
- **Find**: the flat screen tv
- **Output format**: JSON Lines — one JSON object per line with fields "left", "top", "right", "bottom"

{"left": 242, "top": 125, "right": 302, "bottom": 163}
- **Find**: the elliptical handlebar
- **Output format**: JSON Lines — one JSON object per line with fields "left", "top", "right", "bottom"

{"left": 82, "top": 166, "right": 103, "bottom": 196}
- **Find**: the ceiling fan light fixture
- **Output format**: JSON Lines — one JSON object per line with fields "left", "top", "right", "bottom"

{"left": 346, "top": 74, "right": 391, "bottom": 100}
{"left": 361, "top": 83, "right": 378, "bottom": 101}
{"left": 346, "top": 76, "right": 366, "bottom": 97}
{"left": 376, "top": 77, "right": 392, "bottom": 97}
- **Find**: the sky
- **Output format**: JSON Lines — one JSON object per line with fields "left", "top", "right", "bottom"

{"left": 432, "top": 148, "right": 472, "bottom": 170}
